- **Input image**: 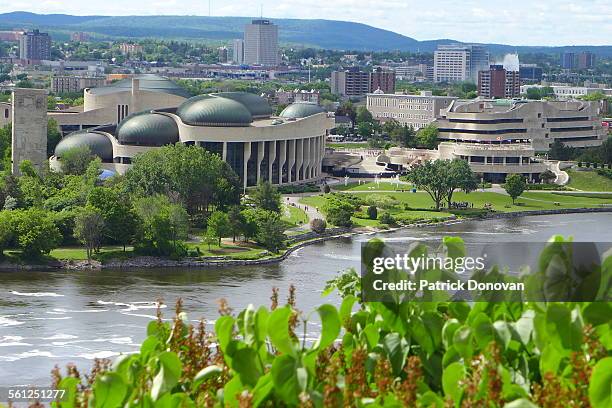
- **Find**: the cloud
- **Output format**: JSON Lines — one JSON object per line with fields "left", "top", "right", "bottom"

{"left": 0, "top": 0, "right": 610, "bottom": 46}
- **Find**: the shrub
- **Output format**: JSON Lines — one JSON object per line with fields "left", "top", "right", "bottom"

{"left": 577, "top": 162, "right": 582, "bottom": 167}
{"left": 379, "top": 211, "right": 396, "bottom": 225}
{"left": 367, "top": 205, "right": 378, "bottom": 220}
{"left": 323, "top": 184, "right": 331, "bottom": 194}
{"left": 310, "top": 218, "right": 327, "bottom": 233}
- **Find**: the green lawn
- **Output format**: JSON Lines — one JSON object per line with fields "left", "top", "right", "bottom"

{"left": 326, "top": 142, "right": 369, "bottom": 150}
{"left": 299, "top": 190, "right": 612, "bottom": 229}
{"left": 566, "top": 169, "right": 612, "bottom": 192}
{"left": 333, "top": 181, "right": 412, "bottom": 192}
{"left": 281, "top": 204, "right": 309, "bottom": 228}
{"left": 49, "top": 246, "right": 134, "bottom": 261}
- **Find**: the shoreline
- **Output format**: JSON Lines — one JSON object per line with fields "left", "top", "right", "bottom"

{"left": 1, "top": 207, "right": 611, "bottom": 271}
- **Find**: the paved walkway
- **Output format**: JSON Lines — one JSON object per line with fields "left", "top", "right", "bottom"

{"left": 284, "top": 196, "right": 325, "bottom": 231}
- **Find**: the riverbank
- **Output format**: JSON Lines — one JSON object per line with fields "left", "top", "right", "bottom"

{"left": 1, "top": 206, "right": 611, "bottom": 271}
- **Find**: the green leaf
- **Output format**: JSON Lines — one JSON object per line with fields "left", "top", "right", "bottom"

{"left": 419, "top": 390, "right": 445, "bottom": 408}
{"left": 57, "top": 376, "right": 79, "bottom": 408}
{"left": 232, "top": 347, "right": 263, "bottom": 387}
{"left": 252, "top": 373, "right": 274, "bottom": 408}
{"left": 271, "top": 354, "right": 300, "bottom": 406}
{"left": 215, "top": 316, "right": 235, "bottom": 354}
{"left": 582, "top": 302, "right": 612, "bottom": 327}
{"left": 452, "top": 326, "right": 473, "bottom": 360}
{"left": 339, "top": 295, "right": 357, "bottom": 326}
{"left": 314, "top": 304, "right": 341, "bottom": 350}
{"left": 267, "top": 306, "right": 295, "bottom": 355}
{"left": 545, "top": 304, "right": 582, "bottom": 351}
{"left": 192, "top": 365, "right": 223, "bottom": 391}
{"left": 362, "top": 324, "right": 380, "bottom": 350}
{"left": 223, "top": 375, "right": 243, "bottom": 408}
{"left": 442, "top": 318, "right": 461, "bottom": 349}
{"left": 140, "top": 335, "right": 161, "bottom": 361}
{"left": 151, "top": 352, "right": 182, "bottom": 401}
{"left": 92, "top": 373, "right": 127, "bottom": 408}
{"left": 442, "top": 362, "right": 465, "bottom": 402}
{"left": 471, "top": 313, "right": 494, "bottom": 350}
{"left": 154, "top": 393, "right": 195, "bottom": 408}
{"left": 589, "top": 357, "right": 612, "bottom": 408}
{"left": 383, "top": 332, "right": 409, "bottom": 376}
{"left": 254, "top": 306, "right": 270, "bottom": 346}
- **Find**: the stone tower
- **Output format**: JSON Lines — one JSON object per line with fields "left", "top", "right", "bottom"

{"left": 11, "top": 88, "right": 47, "bottom": 175}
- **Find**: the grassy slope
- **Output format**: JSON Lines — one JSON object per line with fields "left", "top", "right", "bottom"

{"left": 281, "top": 204, "right": 309, "bottom": 228}
{"left": 300, "top": 191, "right": 612, "bottom": 228}
{"left": 567, "top": 170, "right": 612, "bottom": 192}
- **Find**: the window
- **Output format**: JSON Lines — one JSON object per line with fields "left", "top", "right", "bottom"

{"left": 4, "top": 109, "right": 8, "bottom": 119}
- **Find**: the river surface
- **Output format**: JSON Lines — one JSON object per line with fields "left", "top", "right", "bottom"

{"left": 0, "top": 213, "right": 611, "bottom": 387}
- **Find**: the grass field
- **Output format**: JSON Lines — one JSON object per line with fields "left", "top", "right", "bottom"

{"left": 566, "top": 169, "right": 612, "bottom": 192}
{"left": 281, "top": 204, "right": 309, "bottom": 228}
{"left": 333, "top": 181, "right": 413, "bottom": 192}
{"left": 300, "top": 190, "right": 612, "bottom": 228}
{"left": 326, "top": 142, "right": 369, "bottom": 150}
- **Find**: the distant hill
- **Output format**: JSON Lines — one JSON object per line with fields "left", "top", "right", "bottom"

{"left": 1, "top": 11, "right": 611, "bottom": 56}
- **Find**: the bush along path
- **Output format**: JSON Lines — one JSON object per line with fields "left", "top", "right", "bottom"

{"left": 39, "top": 237, "right": 612, "bottom": 408}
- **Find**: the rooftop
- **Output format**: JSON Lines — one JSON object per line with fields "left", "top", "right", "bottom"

{"left": 87, "top": 74, "right": 191, "bottom": 98}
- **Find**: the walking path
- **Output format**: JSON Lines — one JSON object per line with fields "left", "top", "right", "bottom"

{"left": 284, "top": 196, "right": 325, "bottom": 231}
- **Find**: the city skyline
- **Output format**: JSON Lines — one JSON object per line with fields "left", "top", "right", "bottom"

{"left": 0, "top": 1, "right": 610, "bottom": 47}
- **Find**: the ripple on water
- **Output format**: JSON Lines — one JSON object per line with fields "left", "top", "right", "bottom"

{"left": 9, "top": 290, "right": 64, "bottom": 297}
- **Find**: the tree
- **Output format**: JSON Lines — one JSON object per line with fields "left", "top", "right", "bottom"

{"left": 367, "top": 205, "right": 378, "bottom": 220}
{"left": 251, "top": 181, "right": 281, "bottom": 213}
{"left": 325, "top": 198, "right": 355, "bottom": 227}
{"left": 416, "top": 124, "right": 439, "bottom": 149}
{"left": 61, "top": 146, "right": 96, "bottom": 175}
{"left": 14, "top": 208, "right": 62, "bottom": 258}
{"left": 87, "top": 187, "right": 138, "bottom": 250}
{"left": 74, "top": 207, "right": 105, "bottom": 260}
{"left": 0, "top": 211, "right": 15, "bottom": 256}
{"left": 133, "top": 195, "right": 188, "bottom": 256}
{"left": 47, "top": 119, "right": 62, "bottom": 157}
{"left": 207, "top": 211, "right": 231, "bottom": 246}
{"left": 379, "top": 212, "right": 396, "bottom": 225}
{"left": 445, "top": 159, "right": 477, "bottom": 206}
{"left": 240, "top": 208, "right": 261, "bottom": 242}
{"left": 19, "top": 160, "right": 38, "bottom": 178}
{"left": 227, "top": 205, "right": 245, "bottom": 242}
{"left": 540, "top": 170, "right": 556, "bottom": 184}
{"left": 310, "top": 218, "right": 326, "bottom": 234}
{"left": 126, "top": 144, "right": 240, "bottom": 216}
{"left": 407, "top": 160, "right": 451, "bottom": 211}
{"left": 254, "top": 211, "right": 286, "bottom": 253}
{"left": 356, "top": 106, "right": 373, "bottom": 124}
{"left": 548, "top": 140, "right": 575, "bottom": 161}
{"left": 504, "top": 174, "right": 526, "bottom": 205}
{"left": 357, "top": 121, "right": 375, "bottom": 138}
{"left": 390, "top": 124, "right": 415, "bottom": 148}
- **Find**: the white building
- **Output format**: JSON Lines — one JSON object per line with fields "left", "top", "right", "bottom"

{"left": 434, "top": 44, "right": 489, "bottom": 83}
{"left": 520, "top": 84, "right": 612, "bottom": 99}
{"left": 366, "top": 90, "right": 456, "bottom": 130}
{"left": 244, "top": 19, "right": 279, "bottom": 67}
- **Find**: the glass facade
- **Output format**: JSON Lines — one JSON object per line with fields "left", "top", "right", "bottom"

{"left": 226, "top": 142, "right": 244, "bottom": 182}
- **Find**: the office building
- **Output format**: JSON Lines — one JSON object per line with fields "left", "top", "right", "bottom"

{"left": 478, "top": 65, "right": 520, "bottom": 98}
{"left": 519, "top": 84, "right": 612, "bottom": 99}
{"left": 51, "top": 75, "right": 106, "bottom": 94}
{"left": 19, "top": 29, "right": 51, "bottom": 62}
{"left": 366, "top": 90, "right": 456, "bottom": 130}
{"left": 433, "top": 44, "right": 489, "bottom": 83}
{"left": 560, "top": 52, "right": 575, "bottom": 69}
{"left": 276, "top": 89, "right": 320, "bottom": 105}
{"left": 331, "top": 68, "right": 396, "bottom": 97}
{"left": 519, "top": 64, "right": 543, "bottom": 82}
{"left": 370, "top": 67, "right": 396, "bottom": 94}
{"left": 232, "top": 39, "right": 245, "bottom": 64}
{"left": 577, "top": 52, "right": 595, "bottom": 69}
{"left": 244, "top": 19, "right": 279, "bottom": 66}
{"left": 331, "top": 68, "right": 370, "bottom": 97}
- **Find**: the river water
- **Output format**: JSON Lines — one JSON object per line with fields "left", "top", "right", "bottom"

{"left": 0, "top": 213, "right": 610, "bottom": 387}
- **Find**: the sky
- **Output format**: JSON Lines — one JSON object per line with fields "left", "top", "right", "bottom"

{"left": 1, "top": 0, "right": 611, "bottom": 46}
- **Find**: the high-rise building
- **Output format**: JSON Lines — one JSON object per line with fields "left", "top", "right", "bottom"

{"left": 560, "top": 52, "right": 575, "bottom": 69}
{"left": 331, "top": 68, "right": 396, "bottom": 97}
{"left": 244, "top": 19, "right": 279, "bottom": 66}
{"left": 232, "top": 39, "right": 245, "bottom": 64}
{"left": 119, "top": 43, "right": 144, "bottom": 56}
{"left": 331, "top": 68, "right": 370, "bottom": 97}
{"left": 478, "top": 65, "right": 520, "bottom": 98}
{"left": 577, "top": 52, "right": 595, "bottom": 69}
{"left": 519, "top": 64, "right": 543, "bottom": 82}
{"left": 19, "top": 29, "right": 51, "bottom": 62}
{"left": 433, "top": 44, "right": 489, "bottom": 83}
{"left": 370, "top": 67, "right": 396, "bottom": 94}
{"left": 51, "top": 75, "right": 106, "bottom": 94}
